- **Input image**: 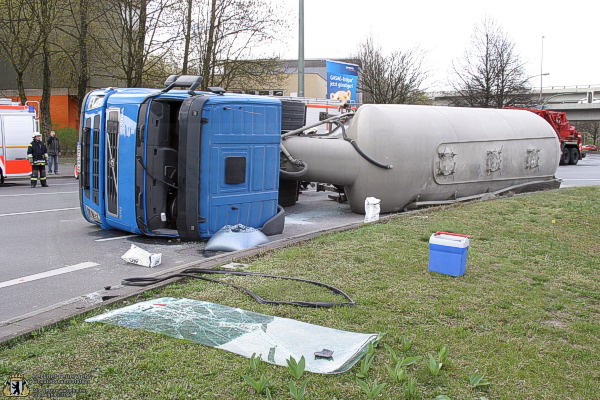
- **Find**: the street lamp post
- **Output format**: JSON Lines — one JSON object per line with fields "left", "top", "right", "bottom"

{"left": 530, "top": 73, "right": 550, "bottom": 107}
{"left": 539, "top": 35, "right": 545, "bottom": 103}
{"left": 298, "top": 0, "right": 305, "bottom": 97}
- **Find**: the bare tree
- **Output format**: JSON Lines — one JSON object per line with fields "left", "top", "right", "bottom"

{"left": 0, "top": 0, "right": 43, "bottom": 104}
{"left": 96, "top": 0, "right": 180, "bottom": 87}
{"left": 221, "top": 58, "right": 284, "bottom": 91}
{"left": 32, "top": 0, "right": 62, "bottom": 136}
{"left": 53, "top": 0, "right": 109, "bottom": 114}
{"left": 577, "top": 120, "right": 600, "bottom": 145}
{"left": 355, "top": 37, "right": 428, "bottom": 104}
{"left": 190, "top": 0, "right": 287, "bottom": 90}
{"left": 181, "top": 0, "right": 194, "bottom": 74}
{"left": 451, "top": 19, "right": 531, "bottom": 108}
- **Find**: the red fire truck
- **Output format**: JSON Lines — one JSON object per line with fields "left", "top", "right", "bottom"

{"left": 0, "top": 98, "right": 39, "bottom": 184}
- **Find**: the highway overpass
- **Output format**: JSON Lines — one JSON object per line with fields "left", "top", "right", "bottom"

{"left": 543, "top": 102, "right": 600, "bottom": 121}
{"left": 431, "top": 85, "right": 600, "bottom": 121}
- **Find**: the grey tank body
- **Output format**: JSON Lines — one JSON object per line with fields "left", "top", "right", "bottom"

{"left": 283, "top": 104, "right": 560, "bottom": 213}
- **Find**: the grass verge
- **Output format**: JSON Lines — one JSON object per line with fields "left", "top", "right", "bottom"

{"left": 1, "top": 187, "right": 599, "bottom": 399}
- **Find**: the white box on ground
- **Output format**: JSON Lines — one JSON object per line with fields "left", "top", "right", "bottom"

{"left": 121, "top": 244, "right": 162, "bottom": 268}
{"left": 364, "top": 197, "right": 381, "bottom": 223}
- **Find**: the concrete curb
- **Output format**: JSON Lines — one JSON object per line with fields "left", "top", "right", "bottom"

{"left": 0, "top": 210, "right": 414, "bottom": 345}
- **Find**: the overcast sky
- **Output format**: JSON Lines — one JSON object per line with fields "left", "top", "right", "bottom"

{"left": 275, "top": 0, "right": 599, "bottom": 91}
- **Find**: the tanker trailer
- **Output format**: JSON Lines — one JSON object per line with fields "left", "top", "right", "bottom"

{"left": 280, "top": 104, "right": 561, "bottom": 214}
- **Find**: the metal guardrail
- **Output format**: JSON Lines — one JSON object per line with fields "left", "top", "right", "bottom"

{"left": 542, "top": 84, "right": 600, "bottom": 90}
{"left": 430, "top": 85, "right": 600, "bottom": 98}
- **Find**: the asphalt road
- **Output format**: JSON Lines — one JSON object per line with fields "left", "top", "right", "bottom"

{"left": 0, "top": 174, "right": 363, "bottom": 325}
{"left": 0, "top": 154, "right": 598, "bottom": 326}
{"left": 555, "top": 152, "right": 600, "bottom": 187}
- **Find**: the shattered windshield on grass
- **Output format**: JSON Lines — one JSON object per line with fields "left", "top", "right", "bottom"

{"left": 86, "top": 297, "right": 376, "bottom": 374}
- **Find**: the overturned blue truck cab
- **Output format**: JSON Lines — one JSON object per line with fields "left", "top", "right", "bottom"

{"left": 79, "top": 75, "right": 285, "bottom": 240}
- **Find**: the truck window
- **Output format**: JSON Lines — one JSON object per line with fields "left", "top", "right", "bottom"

{"left": 87, "top": 95, "right": 104, "bottom": 110}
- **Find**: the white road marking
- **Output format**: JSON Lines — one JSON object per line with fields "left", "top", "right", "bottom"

{"left": 0, "top": 262, "right": 99, "bottom": 289}
{"left": 95, "top": 234, "right": 137, "bottom": 242}
{"left": 561, "top": 179, "right": 600, "bottom": 181}
{"left": 0, "top": 191, "right": 78, "bottom": 198}
{"left": 0, "top": 207, "right": 79, "bottom": 218}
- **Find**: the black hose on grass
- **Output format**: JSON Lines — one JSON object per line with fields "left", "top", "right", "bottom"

{"left": 122, "top": 268, "right": 356, "bottom": 308}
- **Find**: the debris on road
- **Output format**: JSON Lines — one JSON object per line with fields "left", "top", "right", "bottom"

{"left": 364, "top": 197, "right": 381, "bottom": 223}
{"left": 220, "top": 262, "right": 250, "bottom": 270}
{"left": 205, "top": 224, "right": 269, "bottom": 252}
{"left": 121, "top": 244, "right": 162, "bottom": 268}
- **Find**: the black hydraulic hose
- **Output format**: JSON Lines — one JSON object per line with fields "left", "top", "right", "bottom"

{"left": 136, "top": 155, "right": 178, "bottom": 190}
{"left": 336, "top": 122, "right": 393, "bottom": 170}
{"left": 279, "top": 160, "right": 309, "bottom": 179}
{"left": 122, "top": 268, "right": 356, "bottom": 308}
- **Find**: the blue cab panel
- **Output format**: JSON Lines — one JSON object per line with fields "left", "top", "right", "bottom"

{"left": 199, "top": 97, "right": 281, "bottom": 238}
{"left": 78, "top": 84, "right": 283, "bottom": 240}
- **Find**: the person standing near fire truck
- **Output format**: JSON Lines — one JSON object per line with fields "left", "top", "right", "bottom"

{"left": 27, "top": 133, "right": 49, "bottom": 188}
{"left": 46, "top": 130, "right": 60, "bottom": 174}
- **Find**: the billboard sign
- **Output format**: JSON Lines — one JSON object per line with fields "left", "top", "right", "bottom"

{"left": 326, "top": 60, "right": 359, "bottom": 104}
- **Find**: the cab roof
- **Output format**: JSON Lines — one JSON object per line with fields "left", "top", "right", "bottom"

{"left": 90, "top": 88, "right": 281, "bottom": 106}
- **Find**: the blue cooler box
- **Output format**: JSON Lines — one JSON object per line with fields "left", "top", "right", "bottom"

{"left": 428, "top": 232, "right": 470, "bottom": 277}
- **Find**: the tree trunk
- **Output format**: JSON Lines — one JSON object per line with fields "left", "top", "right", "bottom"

{"left": 182, "top": 0, "right": 193, "bottom": 74}
{"left": 201, "top": 0, "right": 217, "bottom": 89}
{"left": 16, "top": 71, "right": 27, "bottom": 104}
{"left": 133, "top": 0, "right": 147, "bottom": 87}
{"left": 40, "top": 42, "right": 52, "bottom": 137}
{"left": 77, "top": 0, "right": 90, "bottom": 116}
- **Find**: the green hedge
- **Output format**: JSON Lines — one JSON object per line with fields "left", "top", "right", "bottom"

{"left": 53, "top": 126, "right": 78, "bottom": 156}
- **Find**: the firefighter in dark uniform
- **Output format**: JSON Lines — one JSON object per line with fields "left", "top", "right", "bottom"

{"left": 27, "top": 132, "right": 49, "bottom": 188}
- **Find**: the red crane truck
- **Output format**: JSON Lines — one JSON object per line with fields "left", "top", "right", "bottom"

{"left": 526, "top": 109, "right": 584, "bottom": 165}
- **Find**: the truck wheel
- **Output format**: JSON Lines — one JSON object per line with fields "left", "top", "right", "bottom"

{"left": 278, "top": 179, "right": 299, "bottom": 207}
{"left": 0, "top": 168, "right": 4, "bottom": 185}
{"left": 569, "top": 148, "right": 579, "bottom": 165}
{"left": 560, "top": 148, "right": 570, "bottom": 165}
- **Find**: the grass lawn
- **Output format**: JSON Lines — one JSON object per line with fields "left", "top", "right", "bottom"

{"left": 1, "top": 187, "right": 599, "bottom": 399}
